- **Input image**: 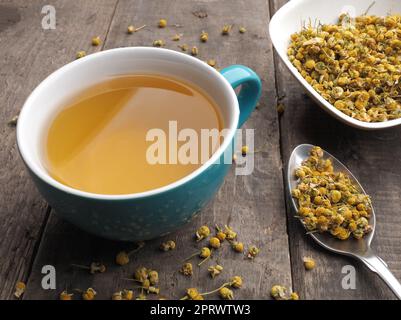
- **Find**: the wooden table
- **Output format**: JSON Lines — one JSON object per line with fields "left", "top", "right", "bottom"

{"left": 1, "top": 0, "right": 400, "bottom": 300}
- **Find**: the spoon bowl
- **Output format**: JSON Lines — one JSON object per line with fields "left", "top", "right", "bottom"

{"left": 287, "top": 144, "right": 401, "bottom": 299}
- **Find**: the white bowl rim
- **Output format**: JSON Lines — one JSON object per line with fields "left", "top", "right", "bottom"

{"left": 16, "top": 47, "right": 239, "bottom": 200}
{"left": 269, "top": 0, "right": 401, "bottom": 130}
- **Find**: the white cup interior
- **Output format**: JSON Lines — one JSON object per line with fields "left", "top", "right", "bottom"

{"left": 17, "top": 47, "right": 239, "bottom": 199}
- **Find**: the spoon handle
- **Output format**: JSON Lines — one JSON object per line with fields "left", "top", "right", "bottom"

{"left": 360, "top": 251, "right": 401, "bottom": 299}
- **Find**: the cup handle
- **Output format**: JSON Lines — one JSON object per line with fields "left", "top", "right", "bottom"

{"left": 220, "top": 65, "right": 262, "bottom": 128}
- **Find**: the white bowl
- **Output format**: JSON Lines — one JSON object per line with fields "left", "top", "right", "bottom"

{"left": 270, "top": 0, "right": 401, "bottom": 130}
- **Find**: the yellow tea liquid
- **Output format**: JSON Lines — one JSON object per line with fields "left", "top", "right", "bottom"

{"left": 44, "top": 74, "right": 222, "bottom": 195}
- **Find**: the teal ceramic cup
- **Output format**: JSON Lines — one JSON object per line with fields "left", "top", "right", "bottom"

{"left": 17, "top": 47, "right": 261, "bottom": 241}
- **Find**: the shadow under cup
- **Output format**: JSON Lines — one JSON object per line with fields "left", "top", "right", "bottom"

{"left": 17, "top": 47, "right": 261, "bottom": 241}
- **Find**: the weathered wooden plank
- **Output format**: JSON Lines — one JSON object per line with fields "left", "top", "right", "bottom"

{"left": 271, "top": 0, "right": 401, "bottom": 300}
{"left": 0, "top": 0, "right": 118, "bottom": 299}
{"left": 24, "top": 0, "right": 292, "bottom": 300}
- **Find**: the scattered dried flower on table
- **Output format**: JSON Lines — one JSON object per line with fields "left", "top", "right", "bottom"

{"left": 182, "top": 288, "right": 203, "bottom": 300}
{"left": 8, "top": 115, "right": 18, "bottom": 126}
{"left": 178, "top": 44, "right": 189, "bottom": 51}
{"left": 230, "top": 276, "right": 243, "bottom": 289}
{"left": 200, "top": 31, "right": 209, "bottom": 42}
{"left": 303, "top": 257, "right": 316, "bottom": 270}
{"left": 148, "top": 270, "right": 159, "bottom": 285}
{"left": 222, "top": 25, "right": 232, "bottom": 35}
{"left": 172, "top": 34, "right": 182, "bottom": 41}
{"left": 191, "top": 46, "right": 199, "bottom": 56}
{"left": 180, "top": 262, "right": 193, "bottom": 276}
{"left": 196, "top": 225, "right": 210, "bottom": 241}
{"left": 207, "top": 59, "right": 217, "bottom": 68}
{"left": 76, "top": 51, "right": 86, "bottom": 59}
{"left": 270, "top": 285, "right": 287, "bottom": 300}
{"left": 290, "top": 292, "right": 300, "bottom": 300}
{"left": 216, "top": 231, "right": 226, "bottom": 242}
{"left": 127, "top": 25, "right": 146, "bottom": 34}
{"left": 277, "top": 103, "right": 285, "bottom": 114}
{"left": 115, "top": 242, "right": 145, "bottom": 266}
{"left": 219, "top": 287, "right": 234, "bottom": 299}
{"left": 232, "top": 241, "right": 244, "bottom": 253}
{"left": 239, "top": 26, "right": 247, "bottom": 34}
{"left": 247, "top": 245, "right": 260, "bottom": 259}
{"left": 71, "top": 262, "right": 106, "bottom": 274}
{"left": 116, "top": 251, "right": 130, "bottom": 266}
{"left": 158, "top": 19, "right": 167, "bottom": 28}
{"left": 153, "top": 39, "right": 165, "bottom": 47}
{"left": 160, "top": 240, "right": 176, "bottom": 251}
{"left": 209, "top": 236, "right": 221, "bottom": 249}
{"left": 217, "top": 225, "right": 237, "bottom": 240}
{"left": 82, "top": 287, "right": 97, "bottom": 300}
{"left": 14, "top": 281, "right": 26, "bottom": 299}
{"left": 91, "top": 36, "right": 101, "bottom": 46}
{"left": 208, "top": 265, "right": 223, "bottom": 278}
{"left": 59, "top": 290, "right": 74, "bottom": 300}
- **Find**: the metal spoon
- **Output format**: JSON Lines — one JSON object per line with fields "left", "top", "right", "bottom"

{"left": 287, "top": 144, "right": 401, "bottom": 299}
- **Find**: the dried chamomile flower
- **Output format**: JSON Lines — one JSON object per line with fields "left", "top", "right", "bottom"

{"left": 8, "top": 115, "right": 18, "bottom": 126}
{"left": 91, "top": 36, "right": 101, "bottom": 46}
{"left": 247, "top": 245, "right": 260, "bottom": 259}
{"left": 112, "top": 291, "right": 123, "bottom": 300}
{"left": 277, "top": 103, "right": 285, "bottom": 114}
{"left": 222, "top": 25, "right": 232, "bottom": 35}
{"left": 232, "top": 241, "right": 244, "bottom": 253}
{"left": 172, "top": 34, "right": 182, "bottom": 41}
{"left": 127, "top": 24, "right": 146, "bottom": 34}
{"left": 292, "top": 146, "right": 373, "bottom": 240}
{"left": 59, "top": 290, "right": 74, "bottom": 300}
{"left": 230, "top": 276, "right": 243, "bottom": 289}
{"left": 147, "top": 286, "right": 160, "bottom": 294}
{"left": 160, "top": 240, "right": 176, "bottom": 251}
{"left": 134, "top": 267, "right": 149, "bottom": 283}
{"left": 82, "top": 288, "right": 97, "bottom": 300}
{"left": 137, "top": 291, "right": 147, "bottom": 300}
{"left": 14, "top": 281, "right": 26, "bottom": 299}
{"left": 208, "top": 265, "right": 223, "bottom": 278}
{"left": 196, "top": 225, "right": 210, "bottom": 241}
{"left": 72, "top": 262, "right": 106, "bottom": 274}
{"left": 158, "top": 19, "right": 167, "bottom": 28}
{"left": 288, "top": 14, "right": 401, "bottom": 122}
{"left": 153, "top": 39, "right": 165, "bottom": 47}
{"left": 209, "top": 237, "right": 221, "bottom": 249}
{"left": 271, "top": 285, "right": 287, "bottom": 300}
{"left": 239, "top": 26, "right": 247, "bottom": 34}
{"left": 290, "top": 292, "right": 300, "bottom": 300}
{"left": 116, "top": 251, "right": 130, "bottom": 266}
{"left": 116, "top": 242, "right": 145, "bottom": 266}
{"left": 90, "top": 262, "right": 106, "bottom": 274}
{"left": 180, "top": 262, "right": 193, "bottom": 276}
{"left": 76, "top": 51, "right": 86, "bottom": 59}
{"left": 148, "top": 270, "right": 159, "bottom": 285}
{"left": 191, "top": 46, "right": 199, "bottom": 56}
{"left": 216, "top": 231, "right": 226, "bottom": 242}
{"left": 303, "top": 257, "right": 316, "bottom": 270}
{"left": 178, "top": 44, "right": 189, "bottom": 51}
{"left": 184, "top": 288, "right": 203, "bottom": 300}
{"left": 222, "top": 225, "right": 237, "bottom": 240}
{"left": 241, "top": 145, "right": 249, "bottom": 156}
{"left": 207, "top": 59, "right": 217, "bottom": 67}
{"left": 200, "top": 31, "right": 209, "bottom": 42}
{"left": 200, "top": 247, "right": 211, "bottom": 258}
{"left": 219, "top": 287, "right": 234, "bottom": 300}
